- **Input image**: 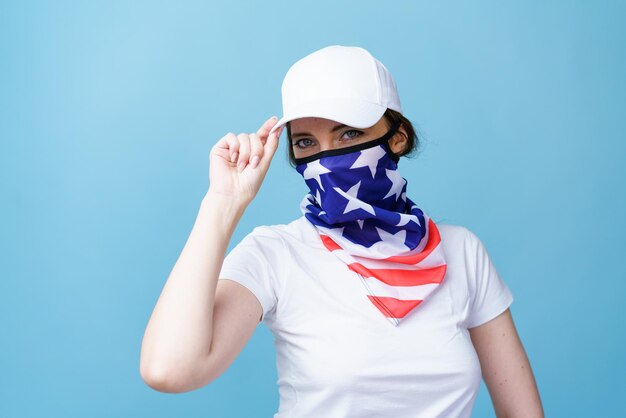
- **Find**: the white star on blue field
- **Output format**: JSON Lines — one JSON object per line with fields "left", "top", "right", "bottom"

{"left": 296, "top": 146, "right": 426, "bottom": 249}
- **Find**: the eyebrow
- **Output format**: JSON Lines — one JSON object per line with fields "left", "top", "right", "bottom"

{"left": 291, "top": 123, "right": 350, "bottom": 139}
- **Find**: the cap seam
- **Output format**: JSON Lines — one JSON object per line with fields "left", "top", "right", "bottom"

{"left": 288, "top": 97, "right": 387, "bottom": 107}
{"left": 366, "top": 50, "right": 383, "bottom": 105}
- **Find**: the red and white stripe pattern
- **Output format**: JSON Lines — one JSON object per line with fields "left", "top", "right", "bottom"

{"left": 317, "top": 217, "right": 447, "bottom": 326}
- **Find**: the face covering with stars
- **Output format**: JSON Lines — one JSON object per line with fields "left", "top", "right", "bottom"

{"left": 294, "top": 119, "right": 449, "bottom": 326}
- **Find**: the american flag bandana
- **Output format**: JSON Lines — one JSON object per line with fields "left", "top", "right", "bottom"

{"left": 295, "top": 120, "right": 448, "bottom": 326}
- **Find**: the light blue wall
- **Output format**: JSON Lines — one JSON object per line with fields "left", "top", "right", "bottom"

{"left": 1, "top": 1, "right": 624, "bottom": 417}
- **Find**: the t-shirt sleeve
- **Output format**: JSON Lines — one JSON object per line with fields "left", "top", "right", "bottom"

{"left": 218, "top": 226, "right": 282, "bottom": 324}
{"left": 465, "top": 228, "right": 514, "bottom": 329}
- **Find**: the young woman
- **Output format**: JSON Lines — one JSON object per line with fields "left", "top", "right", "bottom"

{"left": 140, "top": 45, "right": 544, "bottom": 417}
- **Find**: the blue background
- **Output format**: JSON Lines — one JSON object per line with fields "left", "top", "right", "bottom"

{"left": 1, "top": 1, "right": 624, "bottom": 417}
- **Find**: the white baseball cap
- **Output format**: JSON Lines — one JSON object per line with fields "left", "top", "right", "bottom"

{"left": 269, "top": 45, "right": 403, "bottom": 136}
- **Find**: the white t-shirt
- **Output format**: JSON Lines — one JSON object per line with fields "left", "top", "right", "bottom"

{"left": 219, "top": 216, "right": 514, "bottom": 418}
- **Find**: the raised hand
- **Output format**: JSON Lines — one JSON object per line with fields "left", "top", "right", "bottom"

{"left": 208, "top": 116, "right": 284, "bottom": 206}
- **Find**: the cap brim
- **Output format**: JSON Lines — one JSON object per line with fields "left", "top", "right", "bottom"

{"left": 269, "top": 98, "right": 387, "bottom": 136}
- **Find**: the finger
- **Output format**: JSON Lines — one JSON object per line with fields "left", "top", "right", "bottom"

{"left": 257, "top": 125, "right": 283, "bottom": 172}
{"left": 212, "top": 132, "right": 238, "bottom": 161}
{"left": 248, "top": 133, "right": 264, "bottom": 169}
{"left": 214, "top": 132, "right": 236, "bottom": 150}
{"left": 256, "top": 116, "right": 278, "bottom": 141}
{"left": 236, "top": 133, "right": 251, "bottom": 172}
{"left": 224, "top": 133, "right": 240, "bottom": 163}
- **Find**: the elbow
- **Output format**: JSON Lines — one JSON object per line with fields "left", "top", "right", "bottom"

{"left": 140, "top": 361, "right": 175, "bottom": 393}
{"left": 140, "top": 357, "right": 216, "bottom": 393}
{"left": 140, "top": 361, "right": 190, "bottom": 393}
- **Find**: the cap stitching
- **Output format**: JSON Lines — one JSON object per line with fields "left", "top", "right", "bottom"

{"left": 366, "top": 51, "right": 383, "bottom": 105}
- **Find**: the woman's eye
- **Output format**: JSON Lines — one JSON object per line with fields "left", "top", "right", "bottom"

{"left": 342, "top": 129, "right": 364, "bottom": 140}
{"left": 294, "top": 138, "right": 314, "bottom": 149}
{"left": 293, "top": 130, "right": 363, "bottom": 150}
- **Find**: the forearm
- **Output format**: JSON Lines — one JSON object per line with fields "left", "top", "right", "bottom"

{"left": 140, "top": 189, "right": 247, "bottom": 384}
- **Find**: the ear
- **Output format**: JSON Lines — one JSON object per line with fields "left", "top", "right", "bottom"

{"left": 389, "top": 124, "right": 409, "bottom": 155}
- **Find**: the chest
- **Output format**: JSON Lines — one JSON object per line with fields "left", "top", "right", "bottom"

{"left": 267, "top": 242, "right": 481, "bottom": 391}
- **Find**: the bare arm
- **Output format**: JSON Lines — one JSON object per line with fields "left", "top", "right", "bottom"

{"left": 140, "top": 192, "right": 249, "bottom": 392}
{"left": 469, "top": 308, "right": 544, "bottom": 418}
{"left": 140, "top": 117, "right": 284, "bottom": 393}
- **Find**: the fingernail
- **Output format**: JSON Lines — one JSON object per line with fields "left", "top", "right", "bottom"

{"left": 237, "top": 162, "right": 245, "bottom": 172}
{"left": 250, "top": 155, "right": 259, "bottom": 168}
{"left": 231, "top": 152, "right": 238, "bottom": 163}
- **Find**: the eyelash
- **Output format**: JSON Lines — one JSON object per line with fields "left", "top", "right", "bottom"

{"left": 292, "top": 130, "right": 365, "bottom": 149}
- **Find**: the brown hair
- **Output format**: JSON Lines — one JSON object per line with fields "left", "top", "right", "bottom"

{"left": 285, "top": 108, "right": 421, "bottom": 168}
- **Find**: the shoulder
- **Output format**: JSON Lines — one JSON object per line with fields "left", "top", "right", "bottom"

{"left": 435, "top": 222, "right": 492, "bottom": 267}
{"left": 436, "top": 222, "right": 479, "bottom": 248}
{"left": 223, "top": 220, "right": 307, "bottom": 276}
{"left": 240, "top": 216, "right": 314, "bottom": 247}
{"left": 227, "top": 217, "right": 314, "bottom": 280}
{"left": 247, "top": 216, "right": 314, "bottom": 240}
